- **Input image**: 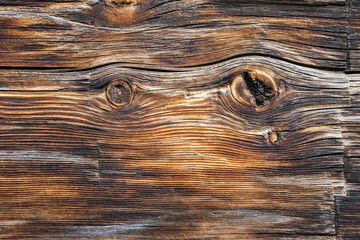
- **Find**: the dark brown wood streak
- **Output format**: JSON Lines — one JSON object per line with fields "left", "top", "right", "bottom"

{"left": 0, "top": 0, "right": 359, "bottom": 239}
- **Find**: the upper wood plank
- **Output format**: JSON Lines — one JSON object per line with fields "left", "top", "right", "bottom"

{"left": 0, "top": 0, "right": 348, "bottom": 69}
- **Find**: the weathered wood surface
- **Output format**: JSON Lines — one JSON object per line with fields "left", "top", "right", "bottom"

{"left": 0, "top": 0, "right": 359, "bottom": 239}
{"left": 349, "top": 0, "right": 360, "bottom": 71}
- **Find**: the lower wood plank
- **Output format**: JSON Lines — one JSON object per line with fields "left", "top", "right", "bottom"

{"left": 0, "top": 57, "right": 356, "bottom": 238}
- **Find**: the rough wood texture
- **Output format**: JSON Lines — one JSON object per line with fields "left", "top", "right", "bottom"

{"left": 0, "top": 0, "right": 348, "bottom": 69}
{"left": 0, "top": 0, "right": 359, "bottom": 239}
{"left": 348, "top": 0, "right": 360, "bottom": 71}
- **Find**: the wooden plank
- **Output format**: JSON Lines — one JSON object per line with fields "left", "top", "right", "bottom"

{"left": 0, "top": 0, "right": 348, "bottom": 69}
{"left": 337, "top": 193, "right": 360, "bottom": 239}
{"left": 348, "top": 0, "right": 360, "bottom": 71}
{"left": 1, "top": 0, "right": 359, "bottom": 239}
{"left": 336, "top": 74, "right": 360, "bottom": 239}
{"left": 0, "top": 56, "right": 351, "bottom": 238}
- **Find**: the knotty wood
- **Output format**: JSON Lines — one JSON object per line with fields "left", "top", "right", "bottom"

{"left": 0, "top": 0, "right": 359, "bottom": 239}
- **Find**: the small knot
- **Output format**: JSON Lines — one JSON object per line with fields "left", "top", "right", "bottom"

{"left": 106, "top": 80, "right": 132, "bottom": 107}
{"left": 264, "top": 130, "right": 279, "bottom": 145}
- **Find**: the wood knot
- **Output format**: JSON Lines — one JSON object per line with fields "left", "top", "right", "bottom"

{"left": 106, "top": 80, "right": 132, "bottom": 107}
{"left": 230, "top": 70, "right": 279, "bottom": 109}
{"left": 264, "top": 130, "right": 280, "bottom": 145}
{"left": 85, "top": 0, "right": 147, "bottom": 27}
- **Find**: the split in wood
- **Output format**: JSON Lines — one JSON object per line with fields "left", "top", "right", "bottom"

{"left": 106, "top": 80, "right": 132, "bottom": 107}
{"left": 103, "top": 0, "right": 137, "bottom": 7}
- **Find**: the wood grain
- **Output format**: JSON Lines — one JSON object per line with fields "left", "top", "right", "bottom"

{"left": 0, "top": 0, "right": 348, "bottom": 69}
{"left": 348, "top": 0, "right": 360, "bottom": 71}
{"left": 0, "top": 0, "right": 359, "bottom": 239}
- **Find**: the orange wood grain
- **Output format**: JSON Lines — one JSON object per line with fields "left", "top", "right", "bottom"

{"left": 0, "top": 0, "right": 359, "bottom": 239}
